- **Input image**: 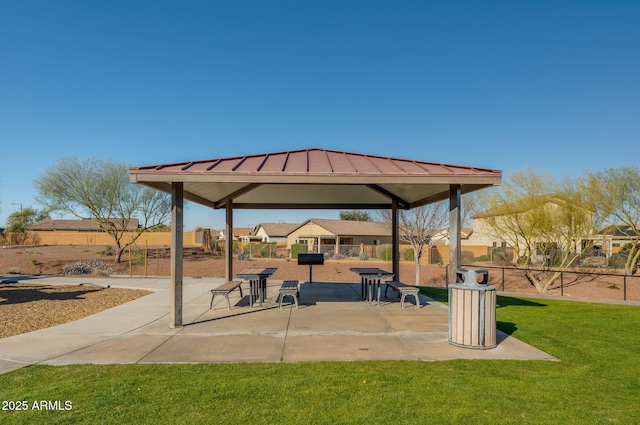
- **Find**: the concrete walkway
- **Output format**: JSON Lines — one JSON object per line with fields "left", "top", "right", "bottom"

{"left": 0, "top": 276, "right": 555, "bottom": 375}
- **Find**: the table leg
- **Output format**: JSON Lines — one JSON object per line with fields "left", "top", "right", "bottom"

{"left": 259, "top": 278, "right": 265, "bottom": 306}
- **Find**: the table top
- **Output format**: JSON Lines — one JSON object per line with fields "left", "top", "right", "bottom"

{"left": 349, "top": 267, "right": 394, "bottom": 277}
{"left": 236, "top": 267, "right": 278, "bottom": 279}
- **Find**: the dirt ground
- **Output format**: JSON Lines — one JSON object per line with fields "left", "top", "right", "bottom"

{"left": 1, "top": 244, "right": 638, "bottom": 338}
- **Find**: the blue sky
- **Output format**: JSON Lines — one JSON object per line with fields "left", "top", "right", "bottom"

{"left": 1, "top": 1, "right": 639, "bottom": 231}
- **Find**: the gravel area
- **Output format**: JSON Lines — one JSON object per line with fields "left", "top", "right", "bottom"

{"left": 0, "top": 283, "right": 150, "bottom": 338}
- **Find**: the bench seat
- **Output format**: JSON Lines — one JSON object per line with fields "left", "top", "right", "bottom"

{"left": 210, "top": 281, "right": 244, "bottom": 310}
{"left": 278, "top": 280, "right": 300, "bottom": 309}
{"left": 385, "top": 281, "right": 421, "bottom": 309}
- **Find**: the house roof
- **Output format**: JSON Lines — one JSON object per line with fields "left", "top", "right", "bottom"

{"left": 130, "top": 148, "right": 502, "bottom": 210}
{"left": 598, "top": 224, "right": 640, "bottom": 237}
{"left": 292, "top": 218, "right": 391, "bottom": 237}
{"left": 252, "top": 223, "right": 299, "bottom": 237}
{"left": 435, "top": 227, "right": 474, "bottom": 239}
{"left": 219, "top": 228, "right": 253, "bottom": 237}
{"left": 28, "top": 218, "right": 140, "bottom": 231}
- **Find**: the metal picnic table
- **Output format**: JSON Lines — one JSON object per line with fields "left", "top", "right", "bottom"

{"left": 236, "top": 267, "right": 278, "bottom": 307}
{"left": 349, "top": 267, "right": 395, "bottom": 305}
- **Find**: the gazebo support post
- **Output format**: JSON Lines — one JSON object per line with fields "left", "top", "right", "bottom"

{"left": 392, "top": 199, "right": 400, "bottom": 281}
{"left": 225, "top": 198, "right": 233, "bottom": 281}
{"left": 448, "top": 184, "right": 462, "bottom": 285}
{"left": 170, "top": 182, "right": 184, "bottom": 328}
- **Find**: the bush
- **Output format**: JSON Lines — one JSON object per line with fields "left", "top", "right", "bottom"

{"left": 97, "top": 246, "right": 114, "bottom": 256}
{"left": 404, "top": 249, "right": 414, "bottom": 262}
{"left": 461, "top": 250, "right": 475, "bottom": 265}
{"left": 491, "top": 248, "right": 513, "bottom": 266}
{"left": 474, "top": 255, "right": 490, "bottom": 262}
{"left": 291, "top": 244, "right": 308, "bottom": 259}
{"left": 359, "top": 251, "right": 369, "bottom": 261}
{"left": 380, "top": 248, "right": 393, "bottom": 261}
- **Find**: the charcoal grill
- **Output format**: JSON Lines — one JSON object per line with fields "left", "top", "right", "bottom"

{"left": 297, "top": 253, "right": 325, "bottom": 284}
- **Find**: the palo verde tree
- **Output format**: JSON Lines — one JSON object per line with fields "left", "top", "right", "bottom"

{"left": 477, "top": 168, "right": 599, "bottom": 293}
{"left": 34, "top": 156, "right": 171, "bottom": 263}
{"left": 6, "top": 207, "right": 50, "bottom": 232}
{"left": 582, "top": 165, "right": 640, "bottom": 275}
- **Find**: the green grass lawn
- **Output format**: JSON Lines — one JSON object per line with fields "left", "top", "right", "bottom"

{"left": 1, "top": 289, "right": 639, "bottom": 424}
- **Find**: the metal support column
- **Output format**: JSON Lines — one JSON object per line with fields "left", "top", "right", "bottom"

{"left": 449, "top": 184, "right": 461, "bottom": 286}
{"left": 170, "top": 182, "right": 184, "bottom": 328}
{"left": 392, "top": 199, "right": 400, "bottom": 281}
{"left": 225, "top": 198, "right": 233, "bottom": 282}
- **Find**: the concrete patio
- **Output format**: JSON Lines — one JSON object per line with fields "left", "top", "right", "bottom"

{"left": 0, "top": 277, "right": 555, "bottom": 375}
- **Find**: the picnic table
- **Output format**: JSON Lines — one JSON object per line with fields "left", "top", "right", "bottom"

{"left": 349, "top": 268, "right": 395, "bottom": 305}
{"left": 236, "top": 267, "right": 278, "bottom": 307}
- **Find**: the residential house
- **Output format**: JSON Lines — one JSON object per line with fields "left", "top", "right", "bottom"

{"left": 250, "top": 223, "right": 298, "bottom": 243}
{"left": 287, "top": 218, "right": 391, "bottom": 256}
{"left": 595, "top": 224, "right": 640, "bottom": 257}
{"left": 217, "top": 227, "right": 254, "bottom": 242}
{"left": 469, "top": 194, "right": 596, "bottom": 264}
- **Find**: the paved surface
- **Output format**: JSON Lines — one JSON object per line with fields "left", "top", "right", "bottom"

{"left": 0, "top": 276, "right": 555, "bottom": 375}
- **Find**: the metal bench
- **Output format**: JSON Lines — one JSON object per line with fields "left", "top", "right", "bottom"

{"left": 210, "top": 281, "right": 244, "bottom": 310}
{"left": 278, "top": 280, "right": 300, "bottom": 309}
{"left": 385, "top": 281, "right": 421, "bottom": 309}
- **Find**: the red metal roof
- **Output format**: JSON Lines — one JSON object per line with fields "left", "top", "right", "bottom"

{"left": 130, "top": 148, "right": 502, "bottom": 210}
{"left": 132, "top": 148, "right": 499, "bottom": 177}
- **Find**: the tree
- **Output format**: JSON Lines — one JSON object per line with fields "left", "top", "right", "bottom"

{"left": 477, "top": 169, "right": 598, "bottom": 293}
{"left": 6, "top": 207, "right": 50, "bottom": 232}
{"left": 380, "top": 203, "right": 447, "bottom": 285}
{"left": 582, "top": 166, "right": 640, "bottom": 275}
{"left": 34, "top": 157, "right": 171, "bottom": 263}
{"left": 339, "top": 210, "right": 372, "bottom": 221}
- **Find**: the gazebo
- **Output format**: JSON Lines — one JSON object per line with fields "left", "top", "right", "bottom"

{"left": 129, "top": 148, "right": 502, "bottom": 327}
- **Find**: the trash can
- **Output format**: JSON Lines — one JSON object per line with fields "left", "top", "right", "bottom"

{"left": 448, "top": 268, "right": 497, "bottom": 349}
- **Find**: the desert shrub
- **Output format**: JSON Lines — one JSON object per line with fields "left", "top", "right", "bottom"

{"left": 332, "top": 253, "right": 344, "bottom": 260}
{"left": 359, "top": 251, "right": 369, "bottom": 261}
{"left": 404, "top": 249, "right": 414, "bottom": 262}
{"left": 128, "top": 246, "right": 146, "bottom": 264}
{"left": 474, "top": 254, "right": 490, "bottom": 262}
{"left": 380, "top": 248, "right": 393, "bottom": 261}
{"left": 491, "top": 248, "right": 513, "bottom": 266}
{"left": 97, "top": 246, "right": 115, "bottom": 256}
{"left": 291, "top": 244, "right": 308, "bottom": 259}
{"left": 461, "top": 250, "right": 475, "bottom": 265}
{"left": 609, "top": 252, "right": 627, "bottom": 269}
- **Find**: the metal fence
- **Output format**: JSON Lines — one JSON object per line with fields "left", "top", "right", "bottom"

{"left": 453, "top": 264, "right": 640, "bottom": 302}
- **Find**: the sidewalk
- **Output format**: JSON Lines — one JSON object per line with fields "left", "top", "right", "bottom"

{"left": 0, "top": 276, "right": 555, "bottom": 375}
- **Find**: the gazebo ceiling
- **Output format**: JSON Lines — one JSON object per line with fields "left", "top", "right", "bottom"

{"left": 129, "top": 148, "right": 502, "bottom": 210}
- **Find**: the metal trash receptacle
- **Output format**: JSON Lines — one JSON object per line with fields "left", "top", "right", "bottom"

{"left": 448, "top": 268, "right": 497, "bottom": 349}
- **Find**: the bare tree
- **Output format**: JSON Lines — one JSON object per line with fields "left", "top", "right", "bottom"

{"left": 34, "top": 157, "right": 171, "bottom": 263}
{"left": 380, "top": 203, "right": 448, "bottom": 285}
